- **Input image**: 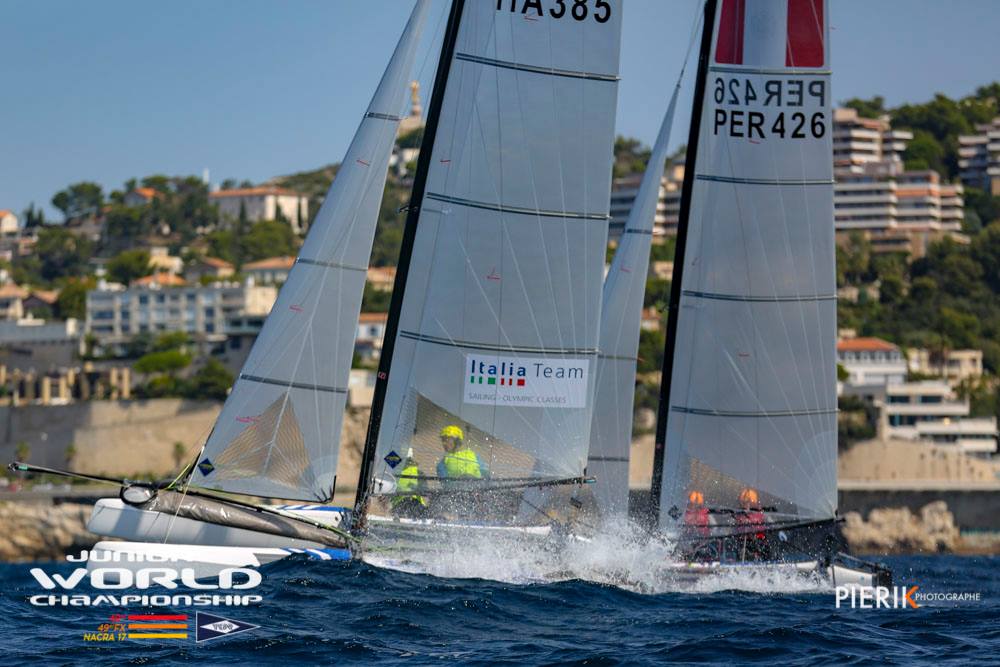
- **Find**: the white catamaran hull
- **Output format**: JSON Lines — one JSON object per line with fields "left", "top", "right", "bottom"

{"left": 657, "top": 559, "right": 878, "bottom": 589}
{"left": 87, "top": 498, "right": 350, "bottom": 551}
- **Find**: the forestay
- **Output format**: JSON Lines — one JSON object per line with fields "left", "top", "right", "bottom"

{"left": 586, "top": 85, "right": 682, "bottom": 520}
{"left": 371, "top": 1, "right": 623, "bottom": 511}
{"left": 191, "top": 0, "right": 430, "bottom": 501}
{"left": 657, "top": 0, "right": 836, "bottom": 527}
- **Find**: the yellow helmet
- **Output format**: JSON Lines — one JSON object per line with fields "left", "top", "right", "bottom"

{"left": 440, "top": 424, "right": 464, "bottom": 440}
{"left": 688, "top": 490, "right": 704, "bottom": 505}
{"left": 739, "top": 488, "right": 759, "bottom": 506}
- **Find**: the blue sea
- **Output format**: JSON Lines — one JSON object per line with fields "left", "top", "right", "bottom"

{"left": 1, "top": 555, "right": 996, "bottom": 665}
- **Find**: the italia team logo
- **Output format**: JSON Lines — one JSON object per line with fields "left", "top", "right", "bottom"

{"left": 469, "top": 357, "right": 526, "bottom": 387}
{"left": 464, "top": 354, "right": 589, "bottom": 409}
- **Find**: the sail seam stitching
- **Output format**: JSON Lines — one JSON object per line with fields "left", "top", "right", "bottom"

{"left": 399, "top": 330, "right": 597, "bottom": 355}
{"left": 426, "top": 192, "right": 609, "bottom": 221}
{"left": 454, "top": 53, "right": 619, "bottom": 81}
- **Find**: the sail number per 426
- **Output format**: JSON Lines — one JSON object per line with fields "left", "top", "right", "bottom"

{"left": 712, "top": 76, "right": 828, "bottom": 140}
{"left": 498, "top": 0, "right": 612, "bottom": 23}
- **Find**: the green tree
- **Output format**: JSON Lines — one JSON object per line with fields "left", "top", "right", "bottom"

{"left": 106, "top": 249, "right": 152, "bottom": 285}
{"left": 842, "top": 95, "right": 885, "bottom": 119}
{"left": 902, "top": 129, "right": 945, "bottom": 173}
{"left": 361, "top": 283, "right": 392, "bottom": 312}
{"left": 55, "top": 277, "right": 95, "bottom": 319}
{"left": 184, "top": 359, "right": 233, "bottom": 401}
{"left": 14, "top": 441, "right": 30, "bottom": 463}
{"left": 636, "top": 327, "right": 665, "bottom": 374}
{"left": 29, "top": 228, "right": 94, "bottom": 283}
{"left": 134, "top": 349, "right": 192, "bottom": 375}
{"left": 240, "top": 220, "right": 297, "bottom": 263}
{"left": 51, "top": 182, "right": 104, "bottom": 221}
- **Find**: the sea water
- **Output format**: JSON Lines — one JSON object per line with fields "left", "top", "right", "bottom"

{"left": 1, "top": 553, "right": 996, "bottom": 665}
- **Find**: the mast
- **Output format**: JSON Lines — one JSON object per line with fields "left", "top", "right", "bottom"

{"left": 354, "top": 0, "right": 466, "bottom": 518}
{"left": 650, "top": 0, "right": 718, "bottom": 522}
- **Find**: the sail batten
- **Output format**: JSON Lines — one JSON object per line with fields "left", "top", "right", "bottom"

{"left": 191, "top": 0, "right": 431, "bottom": 501}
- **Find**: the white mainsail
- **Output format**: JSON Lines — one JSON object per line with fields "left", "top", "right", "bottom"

{"left": 656, "top": 0, "right": 836, "bottom": 528}
{"left": 369, "top": 1, "right": 623, "bottom": 515}
{"left": 192, "top": 0, "right": 430, "bottom": 501}
{"left": 586, "top": 84, "right": 681, "bottom": 521}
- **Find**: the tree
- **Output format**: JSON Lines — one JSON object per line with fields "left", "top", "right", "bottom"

{"left": 173, "top": 442, "right": 188, "bottom": 468}
{"left": 636, "top": 327, "right": 665, "bottom": 374}
{"left": 134, "top": 349, "right": 192, "bottom": 375}
{"left": 21, "top": 203, "right": 46, "bottom": 229}
{"left": 55, "top": 277, "right": 94, "bottom": 319}
{"left": 14, "top": 441, "right": 30, "bottom": 463}
{"left": 361, "top": 282, "right": 392, "bottom": 312}
{"left": 184, "top": 359, "right": 233, "bottom": 401}
{"left": 32, "top": 227, "right": 94, "bottom": 283}
{"left": 240, "top": 220, "right": 297, "bottom": 263}
{"left": 842, "top": 95, "right": 885, "bottom": 119}
{"left": 106, "top": 249, "right": 152, "bottom": 285}
{"left": 902, "top": 129, "right": 945, "bottom": 173}
{"left": 51, "top": 182, "right": 104, "bottom": 221}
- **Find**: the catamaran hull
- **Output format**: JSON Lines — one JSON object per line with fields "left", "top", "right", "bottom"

{"left": 85, "top": 541, "right": 349, "bottom": 580}
{"left": 87, "top": 498, "right": 351, "bottom": 551}
{"left": 657, "top": 559, "right": 882, "bottom": 588}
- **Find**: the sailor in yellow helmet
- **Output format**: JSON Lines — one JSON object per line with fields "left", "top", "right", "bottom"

{"left": 390, "top": 448, "right": 427, "bottom": 517}
{"left": 436, "top": 424, "right": 484, "bottom": 480}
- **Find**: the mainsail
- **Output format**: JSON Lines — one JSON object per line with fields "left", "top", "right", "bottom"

{"left": 192, "top": 0, "right": 430, "bottom": 501}
{"left": 361, "top": 0, "right": 623, "bottom": 520}
{"left": 654, "top": 0, "right": 836, "bottom": 529}
{"left": 586, "top": 84, "right": 681, "bottom": 521}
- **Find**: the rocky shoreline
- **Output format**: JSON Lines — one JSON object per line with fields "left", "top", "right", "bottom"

{"left": 1, "top": 498, "right": 997, "bottom": 562}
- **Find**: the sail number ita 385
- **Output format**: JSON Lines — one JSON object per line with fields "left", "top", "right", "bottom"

{"left": 497, "top": 0, "right": 612, "bottom": 23}
{"left": 712, "top": 77, "right": 827, "bottom": 140}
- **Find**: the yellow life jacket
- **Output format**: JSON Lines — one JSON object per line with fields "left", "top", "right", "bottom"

{"left": 443, "top": 448, "right": 482, "bottom": 479}
{"left": 392, "top": 463, "right": 426, "bottom": 506}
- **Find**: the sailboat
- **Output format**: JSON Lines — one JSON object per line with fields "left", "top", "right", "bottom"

{"left": 641, "top": 0, "right": 888, "bottom": 587}
{"left": 60, "top": 0, "right": 433, "bottom": 571}
{"left": 352, "top": 0, "right": 624, "bottom": 554}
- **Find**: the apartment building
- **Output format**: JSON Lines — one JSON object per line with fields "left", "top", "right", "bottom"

{"left": 882, "top": 380, "right": 997, "bottom": 456}
{"left": 908, "top": 348, "right": 984, "bottom": 384}
{"left": 86, "top": 280, "right": 277, "bottom": 352}
{"left": 958, "top": 116, "right": 1000, "bottom": 195}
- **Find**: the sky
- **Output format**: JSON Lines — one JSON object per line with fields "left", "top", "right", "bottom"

{"left": 2, "top": 0, "right": 999, "bottom": 219}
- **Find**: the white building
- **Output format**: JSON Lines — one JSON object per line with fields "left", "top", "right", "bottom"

{"left": 907, "top": 348, "right": 984, "bottom": 384}
{"left": 210, "top": 187, "right": 309, "bottom": 235}
{"left": 837, "top": 337, "right": 907, "bottom": 389}
{"left": 958, "top": 117, "right": 1000, "bottom": 195}
{"left": 86, "top": 280, "right": 277, "bottom": 352}
{"left": 0, "top": 210, "right": 19, "bottom": 237}
{"left": 242, "top": 256, "right": 295, "bottom": 285}
{"left": 882, "top": 380, "right": 998, "bottom": 456}
{"left": 355, "top": 312, "right": 387, "bottom": 360}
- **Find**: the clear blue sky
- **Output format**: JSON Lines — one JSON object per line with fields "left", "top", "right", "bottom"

{"left": 2, "top": 1, "right": 998, "bottom": 219}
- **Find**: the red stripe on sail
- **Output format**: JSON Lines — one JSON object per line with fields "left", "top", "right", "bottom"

{"left": 786, "top": 0, "right": 824, "bottom": 67}
{"left": 715, "top": 0, "right": 745, "bottom": 65}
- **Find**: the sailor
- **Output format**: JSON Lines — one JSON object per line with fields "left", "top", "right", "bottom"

{"left": 683, "top": 490, "right": 710, "bottom": 537}
{"left": 735, "top": 487, "right": 770, "bottom": 560}
{"left": 390, "top": 449, "right": 427, "bottom": 518}
{"left": 436, "top": 424, "right": 483, "bottom": 480}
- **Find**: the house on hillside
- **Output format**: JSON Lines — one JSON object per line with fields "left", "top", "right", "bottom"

{"left": 0, "top": 284, "right": 27, "bottom": 320}
{"left": 123, "top": 187, "right": 162, "bottom": 207}
{"left": 243, "top": 256, "right": 294, "bottom": 285}
{"left": 0, "top": 210, "right": 18, "bottom": 237}
{"left": 185, "top": 256, "right": 235, "bottom": 284}
{"left": 210, "top": 187, "right": 308, "bottom": 234}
